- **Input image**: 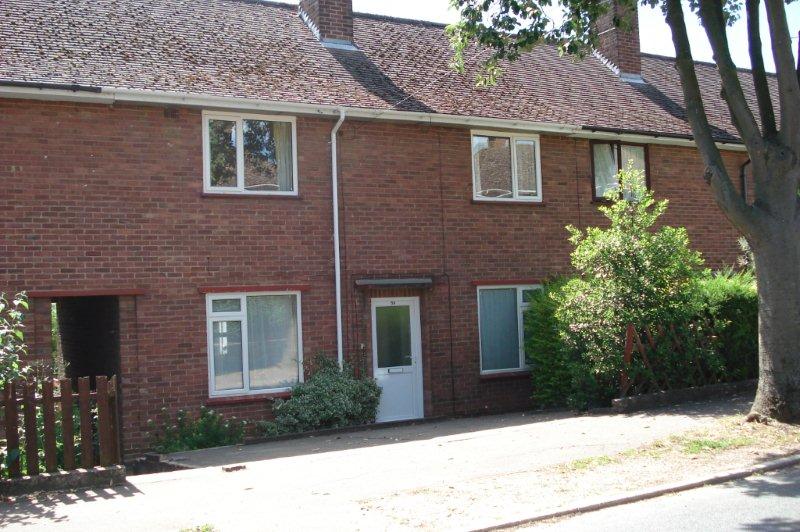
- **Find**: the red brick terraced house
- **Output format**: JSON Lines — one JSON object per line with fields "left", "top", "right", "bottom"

{"left": 0, "top": 0, "right": 769, "bottom": 454}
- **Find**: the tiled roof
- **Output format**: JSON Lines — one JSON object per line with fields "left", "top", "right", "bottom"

{"left": 0, "top": 0, "right": 776, "bottom": 141}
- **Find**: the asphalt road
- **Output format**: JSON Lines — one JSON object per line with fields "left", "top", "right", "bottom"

{"left": 531, "top": 465, "right": 800, "bottom": 531}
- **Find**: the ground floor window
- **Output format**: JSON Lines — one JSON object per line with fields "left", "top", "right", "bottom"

{"left": 206, "top": 292, "right": 302, "bottom": 396}
{"left": 477, "top": 285, "right": 539, "bottom": 374}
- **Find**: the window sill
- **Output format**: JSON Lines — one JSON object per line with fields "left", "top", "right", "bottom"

{"left": 201, "top": 192, "right": 302, "bottom": 200}
{"left": 471, "top": 199, "right": 546, "bottom": 206}
{"left": 479, "top": 370, "right": 531, "bottom": 381}
{"left": 205, "top": 391, "right": 291, "bottom": 406}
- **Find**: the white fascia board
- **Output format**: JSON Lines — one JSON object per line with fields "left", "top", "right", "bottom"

{"left": 0, "top": 84, "right": 746, "bottom": 151}
{"left": 0, "top": 85, "right": 115, "bottom": 104}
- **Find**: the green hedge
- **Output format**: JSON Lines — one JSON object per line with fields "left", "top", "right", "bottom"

{"left": 691, "top": 269, "right": 758, "bottom": 381}
{"left": 525, "top": 269, "right": 758, "bottom": 409}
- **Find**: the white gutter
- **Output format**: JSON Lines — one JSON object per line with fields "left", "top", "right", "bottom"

{"left": 331, "top": 107, "right": 346, "bottom": 368}
{"left": 0, "top": 84, "right": 747, "bottom": 151}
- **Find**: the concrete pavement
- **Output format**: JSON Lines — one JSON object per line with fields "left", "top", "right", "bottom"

{"left": 529, "top": 465, "right": 800, "bottom": 531}
{"left": 1, "top": 395, "right": 752, "bottom": 531}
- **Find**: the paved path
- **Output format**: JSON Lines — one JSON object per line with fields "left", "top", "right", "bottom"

{"left": 530, "top": 465, "right": 800, "bottom": 531}
{"left": 1, "top": 395, "right": 751, "bottom": 531}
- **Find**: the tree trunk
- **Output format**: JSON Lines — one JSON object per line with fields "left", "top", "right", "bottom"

{"left": 750, "top": 228, "right": 800, "bottom": 422}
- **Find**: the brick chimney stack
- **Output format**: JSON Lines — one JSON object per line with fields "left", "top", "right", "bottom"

{"left": 299, "top": 0, "right": 355, "bottom": 49}
{"left": 595, "top": 0, "right": 642, "bottom": 82}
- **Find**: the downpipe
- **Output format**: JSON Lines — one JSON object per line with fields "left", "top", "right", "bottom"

{"left": 331, "top": 108, "right": 346, "bottom": 367}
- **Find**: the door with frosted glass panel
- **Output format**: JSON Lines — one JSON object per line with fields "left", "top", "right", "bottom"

{"left": 371, "top": 297, "right": 423, "bottom": 422}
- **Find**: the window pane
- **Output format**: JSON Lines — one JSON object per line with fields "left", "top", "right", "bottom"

{"left": 479, "top": 289, "right": 520, "bottom": 371}
{"left": 620, "top": 145, "right": 646, "bottom": 174}
{"left": 212, "top": 320, "right": 244, "bottom": 391}
{"left": 515, "top": 139, "right": 538, "bottom": 196}
{"left": 521, "top": 288, "right": 539, "bottom": 303}
{"left": 208, "top": 119, "right": 237, "bottom": 187}
{"left": 243, "top": 120, "right": 294, "bottom": 192}
{"left": 593, "top": 143, "right": 618, "bottom": 198}
{"left": 375, "top": 305, "right": 412, "bottom": 368}
{"left": 212, "top": 298, "right": 241, "bottom": 313}
{"left": 473, "top": 135, "right": 513, "bottom": 198}
{"left": 246, "top": 295, "right": 299, "bottom": 390}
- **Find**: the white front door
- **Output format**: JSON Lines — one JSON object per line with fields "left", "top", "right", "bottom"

{"left": 371, "top": 297, "right": 423, "bottom": 423}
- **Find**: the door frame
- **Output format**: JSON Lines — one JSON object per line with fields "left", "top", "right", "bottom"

{"left": 370, "top": 296, "right": 424, "bottom": 421}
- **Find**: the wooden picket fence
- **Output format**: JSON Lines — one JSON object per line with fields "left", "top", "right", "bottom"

{"left": 619, "top": 322, "right": 723, "bottom": 398}
{"left": 1, "top": 375, "right": 121, "bottom": 478}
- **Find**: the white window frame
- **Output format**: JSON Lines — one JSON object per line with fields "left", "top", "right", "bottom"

{"left": 205, "top": 291, "right": 304, "bottom": 397}
{"left": 202, "top": 111, "right": 299, "bottom": 196}
{"left": 476, "top": 284, "right": 541, "bottom": 375}
{"left": 471, "top": 130, "right": 543, "bottom": 203}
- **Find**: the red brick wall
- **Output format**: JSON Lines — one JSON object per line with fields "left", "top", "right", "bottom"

{"left": 0, "top": 98, "right": 747, "bottom": 452}
{"left": 300, "top": 0, "right": 354, "bottom": 44}
{"left": 596, "top": 1, "right": 642, "bottom": 76}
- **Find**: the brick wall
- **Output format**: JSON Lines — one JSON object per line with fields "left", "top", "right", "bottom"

{"left": 299, "top": 0, "right": 354, "bottom": 44}
{"left": 596, "top": 1, "right": 642, "bottom": 76}
{"left": 0, "top": 98, "right": 748, "bottom": 452}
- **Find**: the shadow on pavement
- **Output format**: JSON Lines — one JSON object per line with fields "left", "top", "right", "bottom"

{"left": 0, "top": 481, "right": 142, "bottom": 526}
{"left": 740, "top": 517, "right": 800, "bottom": 531}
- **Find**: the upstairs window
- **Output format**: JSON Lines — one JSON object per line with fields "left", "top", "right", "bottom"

{"left": 203, "top": 112, "right": 298, "bottom": 195}
{"left": 591, "top": 141, "right": 648, "bottom": 200}
{"left": 472, "top": 132, "right": 542, "bottom": 202}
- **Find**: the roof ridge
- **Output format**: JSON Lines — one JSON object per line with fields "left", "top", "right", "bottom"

{"left": 227, "top": 0, "right": 452, "bottom": 28}
{"left": 640, "top": 51, "right": 776, "bottom": 76}
{"left": 353, "top": 11, "right": 450, "bottom": 29}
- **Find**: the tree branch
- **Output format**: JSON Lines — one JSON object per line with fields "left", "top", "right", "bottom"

{"left": 746, "top": 0, "right": 777, "bottom": 137}
{"left": 696, "top": 0, "right": 763, "bottom": 151}
{"left": 764, "top": 0, "right": 800, "bottom": 144}
{"left": 664, "top": 0, "right": 758, "bottom": 237}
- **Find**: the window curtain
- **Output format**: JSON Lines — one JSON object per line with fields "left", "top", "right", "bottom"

{"left": 593, "top": 143, "right": 618, "bottom": 198}
{"left": 479, "top": 289, "right": 520, "bottom": 371}
{"left": 274, "top": 122, "right": 293, "bottom": 191}
{"left": 620, "top": 145, "right": 646, "bottom": 200}
{"left": 246, "top": 295, "right": 298, "bottom": 390}
{"left": 212, "top": 320, "right": 243, "bottom": 391}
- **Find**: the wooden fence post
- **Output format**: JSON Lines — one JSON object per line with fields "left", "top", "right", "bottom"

{"left": 3, "top": 381, "right": 21, "bottom": 478}
{"left": 78, "top": 377, "right": 93, "bottom": 468}
{"left": 60, "top": 378, "right": 75, "bottom": 470}
{"left": 109, "top": 375, "right": 122, "bottom": 464}
{"left": 58, "top": 379, "right": 75, "bottom": 471}
{"left": 22, "top": 381, "right": 39, "bottom": 476}
{"left": 96, "top": 376, "right": 113, "bottom": 466}
{"left": 42, "top": 380, "right": 58, "bottom": 473}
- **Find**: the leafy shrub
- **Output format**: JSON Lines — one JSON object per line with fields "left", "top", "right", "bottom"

{"left": 524, "top": 168, "right": 757, "bottom": 409}
{"left": 260, "top": 355, "right": 381, "bottom": 436}
{"left": 1, "top": 292, "right": 31, "bottom": 388}
{"left": 525, "top": 278, "right": 578, "bottom": 407}
{"left": 691, "top": 269, "right": 758, "bottom": 381}
{"left": 553, "top": 168, "right": 704, "bottom": 407}
{"left": 149, "top": 407, "right": 245, "bottom": 453}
